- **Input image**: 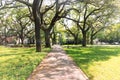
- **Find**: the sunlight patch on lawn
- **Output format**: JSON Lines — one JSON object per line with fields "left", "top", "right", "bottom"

{"left": 89, "top": 56, "right": 120, "bottom": 80}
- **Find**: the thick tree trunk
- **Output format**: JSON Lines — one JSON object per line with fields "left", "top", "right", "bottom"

{"left": 52, "top": 32, "right": 57, "bottom": 45}
{"left": 35, "top": 24, "right": 41, "bottom": 52}
{"left": 44, "top": 30, "right": 51, "bottom": 48}
{"left": 74, "top": 36, "right": 78, "bottom": 45}
{"left": 32, "top": 0, "right": 41, "bottom": 52}
{"left": 82, "top": 32, "right": 87, "bottom": 47}
{"left": 21, "top": 38, "right": 24, "bottom": 44}
{"left": 20, "top": 34, "right": 24, "bottom": 44}
{"left": 90, "top": 35, "right": 94, "bottom": 45}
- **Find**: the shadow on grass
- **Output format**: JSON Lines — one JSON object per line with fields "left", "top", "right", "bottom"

{"left": 65, "top": 46, "right": 120, "bottom": 79}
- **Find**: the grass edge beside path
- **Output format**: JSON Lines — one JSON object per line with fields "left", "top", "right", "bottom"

{"left": 0, "top": 46, "right": 50, "bottom": 80}
{"left": 64, "top": 45, "right": 120, "bottom": 80}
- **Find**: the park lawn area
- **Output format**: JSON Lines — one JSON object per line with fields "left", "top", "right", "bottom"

{"left": 65, "top": 45, "right": 120, "bottom": 80}
{"left": 0, "top": 46, "right": 50, "bottom": 80}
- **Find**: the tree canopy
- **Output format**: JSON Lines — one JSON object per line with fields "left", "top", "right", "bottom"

{"left": 0, "top": 0, "right": 120, "bottom": 51}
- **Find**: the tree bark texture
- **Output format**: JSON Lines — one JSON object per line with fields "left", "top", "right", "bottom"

{"left": 82, "top": 31, "right": 87, "bottom": 47}
{"left": 52, "top": 32, "right": 57, "bottom": 45}
{"left": 44, "top": 30, "right": 51, "bottom": 48}
{"left": 32, "top": 0, "right": 41, "bottom": 52}
{"left": 74, "top": 36, "right": 78, "bottom": 45}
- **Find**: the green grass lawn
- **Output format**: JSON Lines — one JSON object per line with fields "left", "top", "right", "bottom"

{"left": 0, "top": 46, "right": 49, "bottom": 80}
{"left": 65, "top": 45, "right": 120, "bottom": 80}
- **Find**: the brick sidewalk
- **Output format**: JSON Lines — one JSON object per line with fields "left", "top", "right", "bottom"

{"left": 27, "top": 45, "right": 89, "bottom": 80}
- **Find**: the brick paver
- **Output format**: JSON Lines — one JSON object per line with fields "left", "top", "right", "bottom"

{"left": 27, "top": 45, "right": 89, "bottom": 80}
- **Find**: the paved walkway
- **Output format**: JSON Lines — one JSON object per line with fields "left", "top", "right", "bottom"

{"left": 27, "top": 45, "right": 89, "bottom": 80}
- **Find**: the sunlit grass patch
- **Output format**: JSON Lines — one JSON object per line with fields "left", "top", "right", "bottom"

{"left": 65, "top": 45, "right": 120, "bottom": 80}
{"left": 0, "top": 46, "right": 50, "bottom": 80}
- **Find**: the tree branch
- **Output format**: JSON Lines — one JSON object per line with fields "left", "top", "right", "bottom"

{"left": 15, "top": 0, "right": 32, "bottom": 7}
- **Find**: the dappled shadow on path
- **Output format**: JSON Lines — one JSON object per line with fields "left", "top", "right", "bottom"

{"left": 27, "top": 45, "right": 88, "bottom": 80}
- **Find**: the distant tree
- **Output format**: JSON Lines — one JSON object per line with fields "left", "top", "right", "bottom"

{"left": 88, "top": 9, "right": 115, "bottom": 45}
{"left": 101, "top": 23, "right": 120, "bottom": 43}
{"left": 65, "top": 0, "right": 116, "bottom": 47}
{"left": 0, "top": 9, "right": 12, "bottom": 45}
{"left": 61, "top": 20, "right": 80, "bottom": 44}
{"left": 10, "top": 8, "right": 32, "bottom": 44}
